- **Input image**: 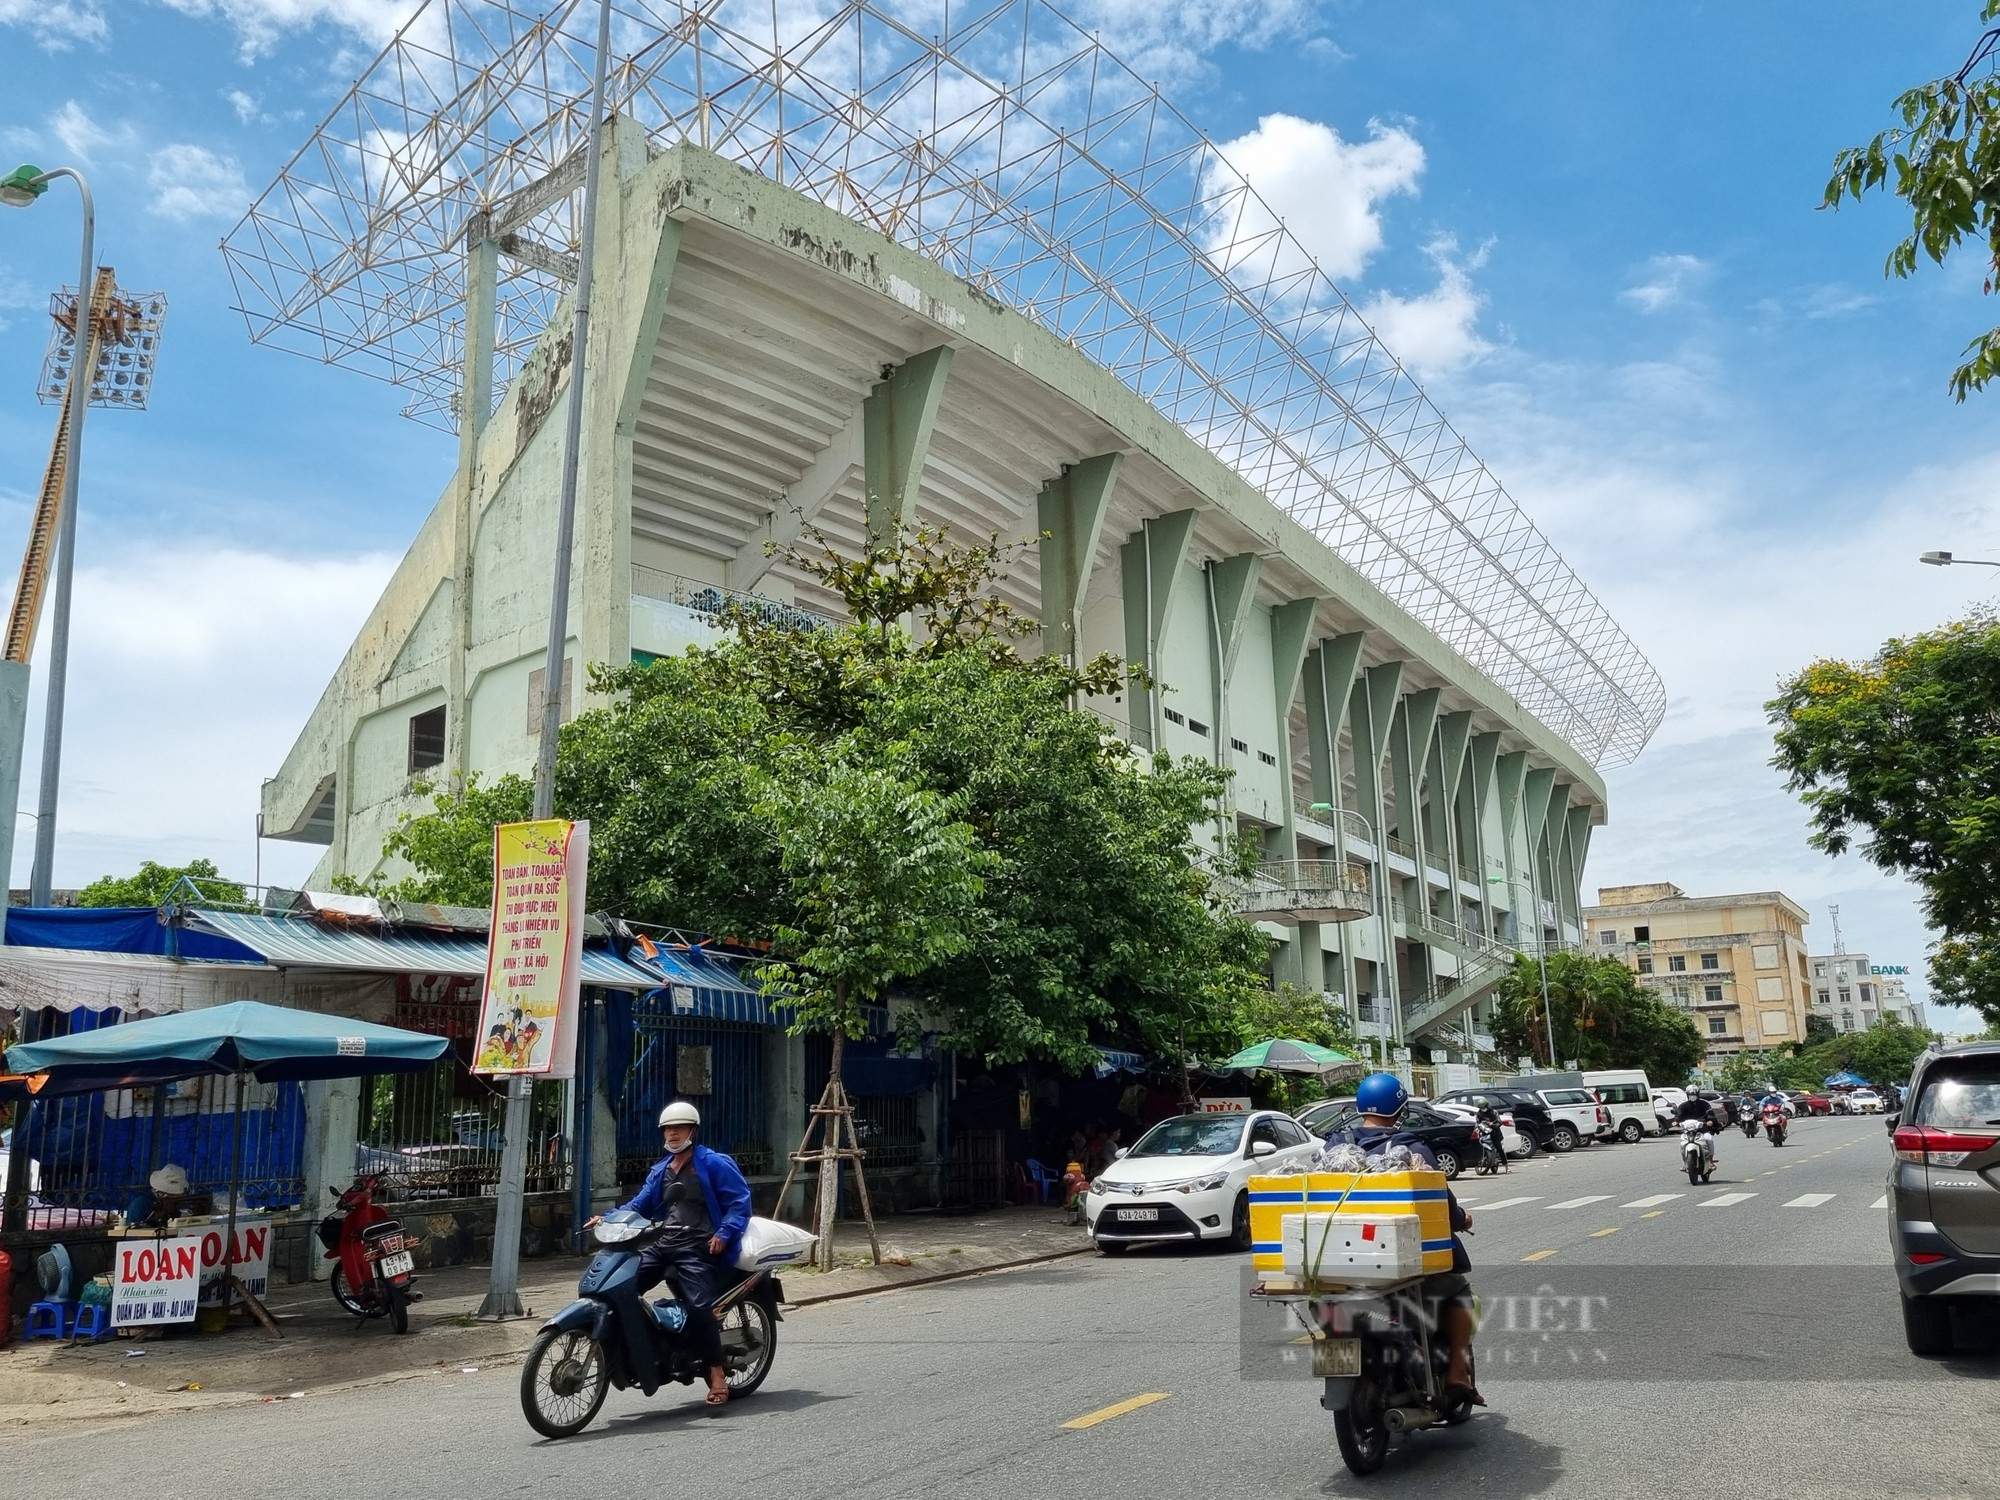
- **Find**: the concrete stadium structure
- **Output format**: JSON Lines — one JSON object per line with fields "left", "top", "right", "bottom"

{"left": 235, "top": 3, "right": 1663, "bottom": 1067}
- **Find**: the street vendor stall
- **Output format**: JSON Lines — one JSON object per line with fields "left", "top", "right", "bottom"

{"left": 5, "top": 1001, "right": 448, "bottom": 1335}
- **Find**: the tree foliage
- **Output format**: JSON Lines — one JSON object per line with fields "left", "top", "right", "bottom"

{"left": 1824, "top": 4, "right": 2000, "bottom": 399}
{"left": 1235, "top": 983, "right": 1361, "bottom": 1113}
{"left": 1769, "top": 614, "right": 2000, "bottom": 1028}
{"left": 77, "top": 857, "right": 245, "bottom": 908}
{"left": 372, "top": 525, "right": 1270, "bottom": 1072}
{"left": 1723, "top": 1015, "right": 1942, "bottom": 1093}
{"left": 1489, "top": 953, "right": 1705, "bottom": 1084}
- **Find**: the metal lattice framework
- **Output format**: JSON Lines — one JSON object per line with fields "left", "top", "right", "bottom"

{"left": 220, "top": 0, "right": 1666, "bottom": 766}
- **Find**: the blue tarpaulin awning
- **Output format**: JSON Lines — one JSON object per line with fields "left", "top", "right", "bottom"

{"left": 188, "top": 910, "right": 658, "bottom": 990}
{"left": 1093, "top": 1048, "right": 1147, "bottom": 1078}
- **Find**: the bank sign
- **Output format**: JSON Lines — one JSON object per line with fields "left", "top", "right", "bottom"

{"left": 1869, "top": 965, "right": 1910, "bottom": 976}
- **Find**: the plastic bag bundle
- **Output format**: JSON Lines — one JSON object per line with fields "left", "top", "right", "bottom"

{"left": 1310, "top": 1142, "right": 1372, "bottom": 1174}
{"left": 1364, "top": 1143, "right": 1419, "bottom": 1174}
{"left": 1262, "top": 1154, "right": 1311, "bottom": 1176}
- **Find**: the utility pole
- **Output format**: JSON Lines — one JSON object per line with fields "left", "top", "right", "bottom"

{"left": 480, "top": 0, "right": 613, "bottom": 1321}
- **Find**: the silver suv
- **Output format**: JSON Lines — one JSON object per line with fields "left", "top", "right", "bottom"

{"left": 1888, "top": 1040, "right": 2000, "bottom": 1355}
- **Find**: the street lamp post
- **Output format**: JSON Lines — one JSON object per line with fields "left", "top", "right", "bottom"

{"left": 2, "top": 163, "right": 95, "bottom": 908}
{"left": 1920, "top": 550, "right": 2000, "bottom": 567}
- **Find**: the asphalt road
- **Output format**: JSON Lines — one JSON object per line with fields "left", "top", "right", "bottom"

{"left": 7, "top": 1114, "right": 1995, "bottom": 1500}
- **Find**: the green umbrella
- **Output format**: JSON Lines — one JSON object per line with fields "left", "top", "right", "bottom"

{"left": 1221, "top": 1038, "right": 1355, "bottom": 1074}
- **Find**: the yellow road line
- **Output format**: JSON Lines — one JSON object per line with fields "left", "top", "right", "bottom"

{"left": 1589, "top": 1227, "right": 1620, "bottom": 1238}
{"left": 1522, "top": 1249, "right": 1559, "bottom": 1262}
{"left": 1641, "top": 1210, "right": 1666, "bottom": 1218}
{"left": 1063, "top": 1393, "right": 1170, "bottom": 1429}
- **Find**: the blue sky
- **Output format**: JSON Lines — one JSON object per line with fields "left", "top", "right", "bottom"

{"left": 2, "top": 2, "right": 1998, "bottom": 1027}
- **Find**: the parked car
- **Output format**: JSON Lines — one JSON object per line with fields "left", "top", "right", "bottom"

{"left": 1083, "top": 1110, "right": 1319, "bottom": 1253}
{"left": 1888, "top": 1040, "right": 2000, "bottom": 1354}
{"left": 1434, "top": 1088, "right": 1556, "bottom": 1155}
{"left": 1794, "top": 1092, "right": 1833, "bottom": 1116}
{"left": 1651, "top": 1091, "right": 1679, "bottom": 1132}
{"left": 1850, "top": 1088, "right": 1884, "bottom": 1114}
{"left": 1582, "top": 1069, "right": 1657, "bottom": 1141}
{"left": 1529, "top": 1086, "right": 1612, "bottom": 1150}
{"left": 1298, "top": 1100, "right": 1484, "bottom": 1179}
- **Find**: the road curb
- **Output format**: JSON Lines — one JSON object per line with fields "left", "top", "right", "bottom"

{"left": 782, "top": 1244, "right": 1097, "bottom": 1308}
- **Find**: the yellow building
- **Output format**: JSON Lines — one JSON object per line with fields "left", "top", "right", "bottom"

{"left": 1583, "top": 883, "right": 1813, "bottom": 1059}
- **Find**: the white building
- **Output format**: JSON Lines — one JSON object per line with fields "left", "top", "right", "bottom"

{"left": 1808, "top": 952, "right": 1923, "bottom": 1033}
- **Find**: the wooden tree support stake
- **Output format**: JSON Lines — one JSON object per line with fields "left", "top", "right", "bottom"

{"left": 773, "top": 1033, "right": 880, "bottom": 1270}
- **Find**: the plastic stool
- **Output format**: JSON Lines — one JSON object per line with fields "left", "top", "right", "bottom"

{"left": 24, "top": 1302, "right": 74, "bottom": 1341}
{"left": 70, "top": 1304, "right": 114, "bottom": 1343}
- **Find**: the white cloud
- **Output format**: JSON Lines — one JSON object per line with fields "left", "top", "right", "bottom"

{"left": 1203, "top": 113, "right": 1425, "bottom": 288}
{"left": 1619, "top": 252, "right": 1709, "bottom": 313}
{"left": 146, "top": 143, "right": 251, "bottom": 222}
{"left": 0, "top": 0, "right": 107, "bottom": 49}
{"left": 1359, "top": 236, "right": 1492, "bottom": 377}
{"left": 14, "top": 544, "right": 397, "bottom": 893}
{"left": 226, "top": 89, "right": 263, "bottom": 125}
{"left": 157, "top": 0, "right": 423, "bottom": 59}
{"left": 1075, "top": 0, "right": 1316, "bottom": 81}
{"left": 49, "top": 99, "right": 134, "bottom": 163}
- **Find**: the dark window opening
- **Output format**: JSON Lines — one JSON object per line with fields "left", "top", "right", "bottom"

{"left": 1164, "top": 707, "right": 1186, "bottom": 726}
{"left": 1258, "top": 750, "right": 1277, "bottom": 766}
{"left": 408, "top": 706, "right": 446, "bottom": 774}
{"left": 1231, "top": 737, "right": 1249, "bottom": 753}
{"left": 1187, "top": 718, "right": 1210, "bottom": 736}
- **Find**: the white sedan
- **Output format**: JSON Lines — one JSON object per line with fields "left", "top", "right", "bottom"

{"left": 1849, "top": 1088, "right": 1884, "bottom": 1114}
{"left": 1084, "top": 1110, "right": 1320, "bottom": 1253}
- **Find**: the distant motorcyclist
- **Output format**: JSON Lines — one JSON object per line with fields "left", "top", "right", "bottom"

{"left": 1324, "top": 1073, "right": 1482, "bottom": 1407}
{"left": 1675, "top": 1091, "right": 1718, "bottom": 1169}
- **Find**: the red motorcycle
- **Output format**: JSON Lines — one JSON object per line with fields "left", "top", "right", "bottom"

{"left": 1761, "top": 1102, "right": 1788, "bottom": 1148}
{"left": 316, "top": 1176, "right": 417, "bottom": 1333}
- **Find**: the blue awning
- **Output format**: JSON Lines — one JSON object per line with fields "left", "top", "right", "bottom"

{"left": 187, "top": 910, "right": 659, "bottom": 990}
{"left": 1094, "top": 1048, "right": 1147, "bottom": 1078}
{"left": 632, "top": 946, "right": 774, "bottom": 1024}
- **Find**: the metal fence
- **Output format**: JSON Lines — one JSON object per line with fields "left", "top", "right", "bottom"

{"left": 617, "top": 1003, "right": 770, "bottom": 1187}
{"left": 7, "top": 1008, "right": 304, "bottom": 1218}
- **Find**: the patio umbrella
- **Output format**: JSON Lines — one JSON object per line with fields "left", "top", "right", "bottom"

{"left": 5, "top": 1002, "right": 449, "bottom": 1335}
{"left": 1221, "top": 1038, "right": 1355, "bottom": 1075}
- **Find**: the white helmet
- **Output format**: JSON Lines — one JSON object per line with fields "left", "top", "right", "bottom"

{"left": 658, "top": 1101, "right": 701, "bottom": 1130}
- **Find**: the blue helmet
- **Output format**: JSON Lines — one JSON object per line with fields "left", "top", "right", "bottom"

{"left": 1355, "top": 1071, "right": 1409, "bottom": 1118}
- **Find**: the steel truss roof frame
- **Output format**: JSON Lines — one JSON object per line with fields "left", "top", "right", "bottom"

{"left": 220, "top": 0, "right": 1665, "bottom": 767}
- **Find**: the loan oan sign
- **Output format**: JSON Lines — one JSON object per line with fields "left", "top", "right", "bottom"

{"left": 112, "top": 1219, "right": 271, "bottom": 1328}
{"left": 474, "top": 819, "right": 588, "bottom": 1079}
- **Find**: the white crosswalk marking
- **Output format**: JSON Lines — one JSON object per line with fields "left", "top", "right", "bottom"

{"left": 1871, "top": 1194, "right": 1889, "bottom": 1209}
{"left": 1700, "top": 1192, "right": 1758, "bottom": 1207}
{"left": 1783, "top": 1193, "right": 1836, "bottom": 1208}
{"left": 1474, "top": 1196, "right": 1543, "bottom": 1211}
{"left": 1546, "top": 1195, "right": 1612, "bottom": 1211}
{"left": 1622, "top": 1193, "right": 1683, "bottom": 1208}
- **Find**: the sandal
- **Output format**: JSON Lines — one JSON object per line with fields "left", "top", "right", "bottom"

{"left": 704, "top": 1385, "right": 730, "bottom": 1408}
{"left": 1444, "top": 1382, "right": 1486, "bottom": 1408}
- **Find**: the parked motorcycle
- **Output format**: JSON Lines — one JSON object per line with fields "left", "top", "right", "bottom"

{"left": 317, "top": 1175, "right": 417, "bottom": 1334}
{"left": 1266, "top": 1275, "right": 1479, "bottom": 1477}
{"left": 1762, "top": 1103, "right": 1787, "bottom": 1148}
{"left": 1680, "top": 1120, "right": 1714, "bottom": 1185}
{"left": 519, "top": 1191, "right": 783, "bottom": 1438}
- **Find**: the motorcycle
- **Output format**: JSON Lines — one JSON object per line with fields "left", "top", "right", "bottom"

{"left": 317, "top": 1175, "right": 417, "bottom": 1334}
{"left": 1473, "top": 1118, "right": 1508, "bottom": 1176}
{"left": 519, "top": 1191, "right": 783, "bottom": 1438}
{"left": 1679, "top": 1120, "right": 1714, "bottom": 1186}
{"left": 1263, "top": 1274, "right": 1478, "bottom": 1477}
{"left": 1762, "top": 1103, "right": 1787, "bottom": 1148}
{"left": 1740, "top": 1110, "right": 1760, "bottom": 1139}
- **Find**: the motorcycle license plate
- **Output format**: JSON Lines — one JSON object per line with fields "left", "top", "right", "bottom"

{"left": 1116, "top": 1207, "right": 1159, "bottom": 1222}
{"left": 376, "top": 1233, "right": 405, "bottom": 1255}
{"left": 377, "top": 1251, "right": 414, "bottom": 1280}
{"left": 1312, "top": 1338, "right": 1362, "bottom": 1377}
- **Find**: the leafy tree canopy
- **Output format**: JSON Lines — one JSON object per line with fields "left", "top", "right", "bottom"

{"left": 1824, "top": 4, "right": 2000, "bottom": 399}
{"left": 371, "top": 526, "right": 1270, "bottom": 1074}
{"left": 76, "top": 857, "right": 245, "bottom": 909}
{"left": 1489, "top": 952, "right": 1705, "bottom": 1084}
{"left": 1769, "top": 614, "right": 2000, "bottom": 1028}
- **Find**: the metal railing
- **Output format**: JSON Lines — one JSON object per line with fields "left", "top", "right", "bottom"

{"left": 631, "top": 564, "right": 831, "bottom": 632}
{"left": 1227, "top": 860, "right": 1374, "bottom": 923}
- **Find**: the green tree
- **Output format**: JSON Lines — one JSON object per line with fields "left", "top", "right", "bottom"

{"left": 1823, "top": 4, "right": 2000, "bottom": 399}
{"left": 76, "top": 857, "right": 245, "bottom": 908}
{"left": 373, "top": 524, "right": 1268, "bottom": 1077}
{"left": 1769, "top": 615, "right": 2000, "bottom": 1028}
{"left": 1489, "top": 953, "right": 1705, "bottom": 1084}
{"left": 1847, "top": 1014, "right": 1940, "bottom": 1087}
{"left": 1233, "top": 982, "right": 1360, "bottom": 1113}
{"left": 1805, "top": 1013, "right": 1838, "bottom": 1045}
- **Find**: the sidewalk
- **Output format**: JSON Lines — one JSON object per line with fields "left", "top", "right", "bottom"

{"left": 0, "top": 1207, "right": 1091, "bottom": 1430}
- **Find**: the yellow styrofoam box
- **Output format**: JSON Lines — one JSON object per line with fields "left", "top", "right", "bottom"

{"left": 1248, "top": 1171, "right": 1454, "bottom": 1277}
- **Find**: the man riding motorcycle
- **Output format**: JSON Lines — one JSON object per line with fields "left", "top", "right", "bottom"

{"left": 1322, "top": 1072, "right": 1481, "bottom": 1407}
{"left": 585, "top": 1101, "right": 752, "bottom": 1407}
{"left": 1674, "top": 1091, "right": 1719, "bottom": 1170}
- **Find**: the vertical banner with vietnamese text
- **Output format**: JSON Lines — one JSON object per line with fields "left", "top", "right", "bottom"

{"left": 474, "top": 818, "right": 589, "bottom": 1078}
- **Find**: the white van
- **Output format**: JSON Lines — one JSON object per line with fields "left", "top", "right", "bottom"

{"left": 1582, "top": 1069, "right": 1657, "bottom": 1141}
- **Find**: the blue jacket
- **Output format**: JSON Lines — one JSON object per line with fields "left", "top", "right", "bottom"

{"left": 619, "top": 1143, "right": 754, "bottom": 1260}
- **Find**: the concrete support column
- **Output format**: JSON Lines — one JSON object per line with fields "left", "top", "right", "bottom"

{"left": 589, "top": 1001, "right": 619, "bottom": 1213}
{"left": 765, "top": 1028, "right": 808, "bottom": 1220}
{"left": 301, "top": 1078, "right": 361, "bottom": 1281}
{"left": 1036, "top": 452, "right": 1121, "bottom": 665}
{"left": 863, "top": 346, "right": 954, "bottom": 547}
{"left": 447, "top": 232, "right": 497, "bottom": 780}
{"left": 1118, "top": 510, "right": 1198, "bottom": 750}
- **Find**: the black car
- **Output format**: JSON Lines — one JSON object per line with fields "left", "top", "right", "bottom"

{"left": 1295, "top": 1099, "right": 1484, "bottom": 1180}
{"left": 1434, "top": 1088, "right": 1556, "bottom": 1155}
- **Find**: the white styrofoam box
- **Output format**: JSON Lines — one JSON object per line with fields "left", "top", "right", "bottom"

{"left": 1281, "top": 1212, "right": 1423, "bottom": 1285}
{"left": 733, "top": 1216, "right": 818, "bottom": 1271}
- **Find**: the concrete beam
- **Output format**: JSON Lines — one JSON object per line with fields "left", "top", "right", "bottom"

{"left": 1269, "top": 596, "right": 1319, "bottom": 842}
{"left": 1303, "top": 631, "right": 1365, "bottom": 817}
{"left": 863, "top": 345, "right": 954, "bottom": 547}
{"left": 497, "top": 231, "right": 579, "bottom": 285}
{"left": 449, "top": 233, "right": 498, "bottom": 778}
{"left": 1035, "top": 451, "right": 1121, "bottom": 662}
{"left": 734, "top": 399, "right": 867, "bottom": 591}
{"left": 1210, "top": 554, "right": 1263, "bottom": 679}
{"left": 1119, "top": 509, "right": 1198, "bottom": 749}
